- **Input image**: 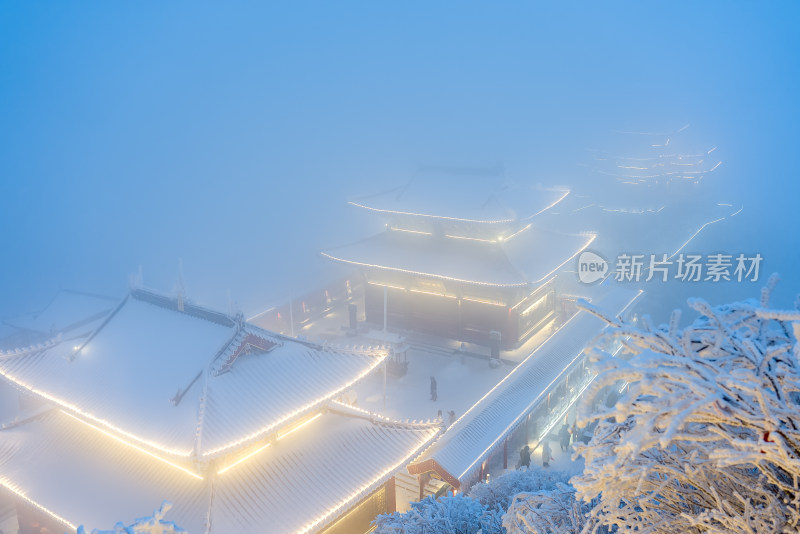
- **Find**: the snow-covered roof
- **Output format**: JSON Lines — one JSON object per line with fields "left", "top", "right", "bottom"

{"left": 407, "top": 287, "right": 642, "bottom": 487}
{"left": 0, "top": 288, "right": 387, "bottom": 463}
{"left": 586, "top": 127, "right": 721, "bottom": 186}
{"left": 0, "top": 405, "right": 441, "bottom": 533}
{"left": 322, "top": 227, "right": 595, "bottom": 288}
{"left": 2, "top": 289, "right": 117, "bottom": 338}
{"left": 534, "top": 197, "right": 739, "bottom": 266}
{"left": 350, "top": 176, "right": 569, "bottom": 225}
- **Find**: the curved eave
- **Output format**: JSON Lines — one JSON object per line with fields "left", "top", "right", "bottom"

{"left": 347, "top": 188, "right": 570, "bottom": 225}
{"left": 320, "top": 251, "right": 530, "bottom": 289}
{"left": 0, "top": 331, "right": 391, "bottom": 466}
{"left": 199, "top": 349, "right": 389, "bottom": 461}
{"left": 407, "top": 458, "right": 462, "bottom": 490}
{"left": 348, "top": 200, "right": 516, "bottom": 225}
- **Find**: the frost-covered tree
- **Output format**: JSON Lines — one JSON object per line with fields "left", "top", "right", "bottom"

{"left": 373, "top": 468, "right": 572, "bottom": 534}
{"left": 468, "top": 468, "right": 573, "bottom": 511}
{"left": 503, "top": 483, "right": 596, "bottom": 534}
{"left": 75, "top": 501, "right": 185, "bottom": 534}
{"left": 372, "top": 495, "right": 504, "bottom": 534}
{"left": 570, "top": 274, "right": 800, "bottom": 533}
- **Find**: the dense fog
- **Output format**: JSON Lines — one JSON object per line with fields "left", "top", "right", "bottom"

{"left": 1, "top": 3, "right": 798, "bottom": 318}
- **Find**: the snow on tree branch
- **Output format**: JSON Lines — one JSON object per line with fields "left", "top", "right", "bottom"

{"left": 372, "top": 495, "right": 504, "bottom": 534}
{"left": 503, "top": 483, "right": 598, "bottom": 534}
{"left": 75, "top": 501, "right": 185, "bottom": 534}
{"left": 372, "top": 468, "right": 573, "bottom": 534}
{"left": 572, "top": 275, "right": 800, "bottom": 533}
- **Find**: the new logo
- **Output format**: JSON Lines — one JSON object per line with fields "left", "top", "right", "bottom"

{"left": 577, "top": 251, "right": 608, "bottom": 284}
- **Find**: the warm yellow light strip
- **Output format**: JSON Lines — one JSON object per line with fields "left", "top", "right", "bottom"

{"left": 444, "top": 234, "right": 496, "bottom": 243}
{"left": 521, "top": 189, "right": 570, "bottom": 221}
{"left": 390, "top": 227, "right": 433, "bottom": 236}
{"left": 350, "top": 188, "right": 569, "bottom": 225}
{"left": 218, "top": 412, "right": 323, "bottom": 475}
{"left": 367, "top": 281, "right": 407, "bottom": 291}
{"left": 348, "top": 201, "right": 515, "bottom": 224}
{"left": 510, "top": 277, "right": 556, "bottom": 311}
{"left": 0, "top": 368, "right": 193, "bottom": 457}
{"left": 60, "top": 410, "right": 204, "bottom": 480}
{"left": 571, "top": 203, "right": 595, "bottom": 213}
{"left": 217, "top": 442, "right": 271, "bottom": 475}
{"left": 295, "top": 426, "right": 441, "bottom": 534}
{"left": 530, "top": 233, "right": 597, "bottom": 284}
{"left": 520, "top": 294, "right": 548, "bottom": 316}
{"left": 328, "top": 400, "right": 400, "bottom": 423}
{"left": 0, "top": 476, "right": 78, "bottom": 531}
{"left": 409, "top": 288, "right": 457, "bottom": 299}
{"left": 277, "top": 413, "right": 322, "bottom": 441}
{"left": 461, "top": 296, "right": 506, "bottom": 307}
{"left": 668, "top": 216, "right": 726, "bottom": 260}
{"left": 202, "top": 352, "right": 387, "bottom": 458}
{"left": 500, "top": 223, "right": 532, "bottom": 242}
{"left": 320, "top": 252, "right": 529, "bottom": 288}
{"left": 369, "top": 283, "right": 505, "bottom": 307}
{"left": 0, "top": 345, "right": 388, "bottom": 463}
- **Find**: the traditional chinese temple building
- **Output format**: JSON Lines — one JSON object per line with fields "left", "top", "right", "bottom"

{"left": 322, "top": 171, "right": 595, "bottom": 350}
{"left": 0, "top": 288, "right": 441, "bottom": 533}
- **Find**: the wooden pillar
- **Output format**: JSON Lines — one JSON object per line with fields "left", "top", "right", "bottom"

{"left": 386, "top": 477, "right": 396, "bottom": 513}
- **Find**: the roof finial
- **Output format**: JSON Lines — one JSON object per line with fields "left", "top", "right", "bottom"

{"left": 177, "top": 259, "right": 186, "bottom": 312}
{"left": 128, "top": 265, "right": 144, "bottom": 290}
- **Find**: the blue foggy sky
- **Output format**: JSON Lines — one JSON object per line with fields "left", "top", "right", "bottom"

{"left": 1, "top": 3, "right": 798, "bottom": 317}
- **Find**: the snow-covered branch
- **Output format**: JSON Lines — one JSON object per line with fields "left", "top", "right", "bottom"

{"left": 76, "top": 501, "right": 185, "bottom": 534}
{"left": 572, "top": 276, "right": 800, "bottom": 533}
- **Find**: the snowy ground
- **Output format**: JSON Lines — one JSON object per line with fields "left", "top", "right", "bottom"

{"left": 279, "top": 289, "right": 525, "bottom": 422}
{"left": 350, "top": 347, "right": 512, "bottom": 422}
{"left": 533, "top": 432, "right": 586, "bottom": 476}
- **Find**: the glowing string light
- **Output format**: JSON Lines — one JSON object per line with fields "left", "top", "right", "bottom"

{"left": 321, "top": 251, "right": 529, "bottom": 288}
{"left": 0, "top": 367, "right": 194, "bottom": 457}
{"left": 295, "top": 425, "right": 441, "bottom": 534}
{"left": 277, "top": 413, "right": 322, "bottom": 441}
{"left": 0, "top": 476, "right": 78, "bottom": 531}
{"left": 389, "top": 227, "right": 433, "bottom": 236}
{"left": 61, "top": 410, "right": 204, "bottom": 480}
{"left": 201, "top": 353, "right": 387, "bottom": 458}
{"left": 217, "top": 442, "right": 272, "bottom": 475}
{"left": 0, "top": 346, "right": 387, "bottom": 462}
{"left": 444, "top": 234, "right": 496, "bottom": 243}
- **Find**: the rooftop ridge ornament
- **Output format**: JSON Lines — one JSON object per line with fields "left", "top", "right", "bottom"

{"left": 213, "top": 332, "right": 280, "bottom": 376}
{"left": 130, "top": 288, "right": 236, "bottom": 328}
{"left": 0, "top": 333, "right": 62, "bottom": 359}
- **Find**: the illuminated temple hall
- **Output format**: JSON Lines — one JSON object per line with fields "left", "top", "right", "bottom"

{"left": 323, "top": 172, "right": 595, "bottom": 350}
{"left": 0, "top": 288, "right": 442, "bottom": 534}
